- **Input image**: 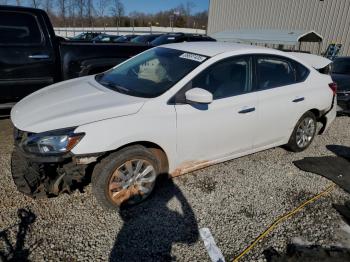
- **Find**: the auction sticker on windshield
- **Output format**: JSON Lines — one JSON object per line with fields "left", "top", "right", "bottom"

{"left": 179, "top": 53, "right": 206, "bottom": 62}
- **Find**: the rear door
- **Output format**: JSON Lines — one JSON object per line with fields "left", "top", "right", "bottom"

{"left": 254, "top": 55, "right": 310, "bottom": 148}
{"left": 0, "top": 10, "right": 56, "bottom": 103}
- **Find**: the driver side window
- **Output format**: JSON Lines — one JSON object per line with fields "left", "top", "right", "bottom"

{"left": 189, "top": 56, "right": 252, "bottom": 100}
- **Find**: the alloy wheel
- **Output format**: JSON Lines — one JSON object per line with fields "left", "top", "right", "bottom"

{"left": 296, "top": 117, "right": 316, "bottom": 148}
{"left": 108, "top": 159, "right": 156, "bottom": 206}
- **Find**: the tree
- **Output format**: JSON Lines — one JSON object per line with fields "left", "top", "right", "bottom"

{"left": 35, "top": 0, "right": 208, "bottom": 29}
{"left": 110, "top": 0, "right": 124, "bottom": 27}
{"left": 193, "top": 10, "right": 208, "bottom": 29}
{"left": 86, "top": 0, "right": 94, "bottom": 27}
{"left": 75, "top": 0, "right": 85, "bottom": 27}
{"left": 185, "top": 1, "right": 195, "bottom": 27}
{"left": 96, "top": 0, "right": 110, "bottom": 18}
{"left": 31, "top": 0, "right": 41, "bottom": 8}
{"left": 67, "top": 0, "right": 76, "bottom": 27}
{"left": 129, "top": 11, "right": 147, "bottom": 27}
{"left": 43, "top": 0, "right": 52, "bottom": 14}
{"left": 57, "top": 0, "right": 66, "bottom": 27}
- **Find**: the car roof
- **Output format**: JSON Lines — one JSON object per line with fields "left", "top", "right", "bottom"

{"left": 142, "top": 34, "right": 162, "bottom": 36}
{"left": 334, "top": 56, "right": 350, "bottom": 61}
{"left": 161, "top": 41, "right": 268, "bottom": 57}
{"left": 163, "top": 33, "right": 208, "bottom": 36}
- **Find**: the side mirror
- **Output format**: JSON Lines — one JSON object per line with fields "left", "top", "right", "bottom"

{"left": 185, "top": 88, "right": 213, "bottom": 104}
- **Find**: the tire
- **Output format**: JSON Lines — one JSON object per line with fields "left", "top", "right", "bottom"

{"left": 286, "top": 111, "right": 317, "bottom": 152}
{"left": 91, "top": 145, "right": 160, "bottom": 211}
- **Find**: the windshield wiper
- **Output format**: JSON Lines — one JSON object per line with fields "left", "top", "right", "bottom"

{"left": 98, "top": 81, "right": 131, "bottom": 94}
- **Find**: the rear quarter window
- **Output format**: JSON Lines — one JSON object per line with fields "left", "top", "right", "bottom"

{"left": 0, "top": 11, "right": 43, "bottom": 45}
{"left": 293, "top": 61, "right": 310, "bottom": 82}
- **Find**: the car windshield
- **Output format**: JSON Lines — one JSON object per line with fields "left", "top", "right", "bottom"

{"left": 115, "top": 35, "right": 135, "bottom": 42}
{"left": 151, "top": 35, "right": 181, "bottom": 46}
{"left": 93, "top": 34, "right": 108, "bottom": 41}
{"left": 332, "top": 59, "right": 350, "bottom": 74}
{"left": 131, "top": 35, "right": 160, "bottom": 43}
{"left": 95, "top": 47, "right": 207, "bottom": 98}
{"left": 71, "top": 33, "right": 85, "bottom": 39}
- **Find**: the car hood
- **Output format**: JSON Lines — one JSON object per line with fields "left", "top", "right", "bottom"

{"left": 331, "top": 73, "right": 350, "bottom": 92}
{"left": 11, "top": 76, "right": 148, "bottom": 133}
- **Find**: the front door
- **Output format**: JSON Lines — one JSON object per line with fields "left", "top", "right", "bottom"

{"left": 0, "top": 10, "right": 56, "bottom": 103}
{"left": 175, "top": 55, "right": 258, "bottom": 165}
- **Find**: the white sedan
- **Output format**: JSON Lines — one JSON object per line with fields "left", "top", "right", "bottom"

{"left": 11, "top": 42, "right": 336, "bottom": 210}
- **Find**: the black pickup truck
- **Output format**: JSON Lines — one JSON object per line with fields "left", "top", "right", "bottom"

{"left": 0, "top": 5, "right": 151, "bottom": 108}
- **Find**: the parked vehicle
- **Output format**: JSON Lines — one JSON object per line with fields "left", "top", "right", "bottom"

{"left": 92, "top": 34, "right": 122, "bottom": 43}
{"left": 69, "top": 31, "right": 102, "bottom": 41}
{"left": 0, "top": 5, "right": 151, "bottom": 108}
{"left": 151, "top": 33, "right": 216, "bottom": 46}
{"left": 11, "top": 42, "right": 336, "bottom": 210}
{"left": 330, "top": 57, "right": 350, "bottom": 114}
{"left": 131, "top": 34, "right": 163, "bottom": 44}
{"left": 114, "top": 34, "right": 139, "bottom": 42}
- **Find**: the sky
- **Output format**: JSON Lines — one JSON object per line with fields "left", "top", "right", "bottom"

{"left": 122, "top": 0, "right": 209, "bottom": 15}
{"left": 4, "top": 0, "right": 210, "bottom": 15}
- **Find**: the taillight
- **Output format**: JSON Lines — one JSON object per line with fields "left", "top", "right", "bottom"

{"left": 328, "top": 82, "right": 337, "bottom": 95}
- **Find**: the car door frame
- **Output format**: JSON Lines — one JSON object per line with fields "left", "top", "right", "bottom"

{"left": 169, "top": 54, "right": 260, "bottom": 172}
{"left": 251, "top": 53, "right": 311, "bottom": 148}
{"left": 0, "top": 9, "right": 57, "bottom": 103}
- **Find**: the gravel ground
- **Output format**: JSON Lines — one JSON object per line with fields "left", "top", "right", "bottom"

{"left": 1, "top": 116, "right": 350, "bottom": 261}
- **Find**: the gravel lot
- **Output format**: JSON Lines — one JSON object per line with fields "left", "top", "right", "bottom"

{"left": 1, "top": 116, "right": 350, "bottom": 261}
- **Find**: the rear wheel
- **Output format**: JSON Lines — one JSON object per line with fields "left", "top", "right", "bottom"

{"left": 91, "top": 145, "right": 160, "bottom": 210}
{"left": 287, "top": 111, "right": 317, "bottom": 152}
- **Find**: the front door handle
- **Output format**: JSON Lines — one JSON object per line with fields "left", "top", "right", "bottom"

{"left": 28, "top": 54, "right": 50, "bottom": 59}
{"left": 238, "top": 107, "right": 255, "bottom": 114}
{"left": 292, "top": 97, "right": 305, "bottom": 103}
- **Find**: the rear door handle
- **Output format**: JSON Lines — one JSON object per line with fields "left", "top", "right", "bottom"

{"left": 238, "top": 107, "right": 255, "bottom": 114}
{"left": 28, "top": 54, "right": 49, "bottom": 59}
{"left": 292, "top": 97, "right": 305, "bottom": 103}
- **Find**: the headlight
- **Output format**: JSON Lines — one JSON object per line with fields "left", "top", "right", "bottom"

{"left": 22, "top": 128, "right": 85, "bottom": 155}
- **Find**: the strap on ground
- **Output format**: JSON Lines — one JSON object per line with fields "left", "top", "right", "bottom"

{"left": 233, "top": 183, "right": 336, "bottom": 262}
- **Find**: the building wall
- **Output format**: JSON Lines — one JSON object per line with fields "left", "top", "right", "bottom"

{"left": 208, "top": 0, "right": 350, "bottom": 55}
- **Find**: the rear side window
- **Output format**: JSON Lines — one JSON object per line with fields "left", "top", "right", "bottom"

{"left": 0, "top": 11, "right": 43, "bottom": 45}
{"left": 294, "top": 61, "right": 310, "bottom": 81}
{"left": 257, "top": 56, "right": 296, "bottom": 90}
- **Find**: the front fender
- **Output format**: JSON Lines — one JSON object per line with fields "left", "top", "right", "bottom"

{"left": 72, "top": 107, "right": 178, "bottom": 171}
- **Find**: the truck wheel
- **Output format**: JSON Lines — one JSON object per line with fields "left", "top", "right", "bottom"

{"left": 91, "top": 145, "right": 160, "bottom": 210}
{"left": 287, "top": 111, "right": 317, "bottom": 152}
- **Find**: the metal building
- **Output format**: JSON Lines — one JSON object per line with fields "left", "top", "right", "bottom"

{"left": 208, "top": 0, "right": 350, "bottom": 56}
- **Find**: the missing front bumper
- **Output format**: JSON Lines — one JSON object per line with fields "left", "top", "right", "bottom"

{"left": 10, "top": 147, "right": 95, "bottom": 198}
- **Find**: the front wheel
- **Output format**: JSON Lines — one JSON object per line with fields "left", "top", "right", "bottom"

{"left": 91, "top": 145, "right": 160, "bottom": 210}
{"left": 286, "top": 112, "right": 317, "bottom": 152}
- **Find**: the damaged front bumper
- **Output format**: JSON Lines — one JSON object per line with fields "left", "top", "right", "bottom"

{"left": 11, "top": 128, "right": 101, "bottom": 198}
